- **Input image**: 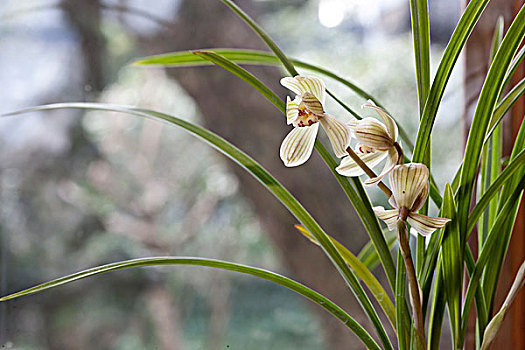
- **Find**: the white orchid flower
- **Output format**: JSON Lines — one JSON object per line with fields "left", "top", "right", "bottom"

{"left": 336, "top": 100, "right": 401, "bottom": 185}
{"left": 280, "top": 76, "right": 351, "bottom": 167}
{"left": 373, "top": 163, "right": 450, "bottom": 236}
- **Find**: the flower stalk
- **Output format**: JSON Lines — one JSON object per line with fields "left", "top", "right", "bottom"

{"left": 397, "top": 220, "right": 425, "bottom": 350}
{"left": 345, "top": 146, "right": 393, "bottom": 198}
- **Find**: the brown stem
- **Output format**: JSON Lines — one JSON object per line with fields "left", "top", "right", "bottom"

{"left": 345, "top": 147, "right": 393, "bottom": 198}
{"left": 397, "top": 219, "right": 426, "bottom": 349}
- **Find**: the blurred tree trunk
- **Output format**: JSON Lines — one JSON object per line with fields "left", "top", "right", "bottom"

{"left": 141, "top": 1, "right": 376, "bottom": 349}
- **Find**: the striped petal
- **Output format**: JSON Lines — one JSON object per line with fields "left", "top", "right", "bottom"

{"left": 280, "top": 76, "right": 326, "bottom": 104}
{"left": 336, "top": 151, "right": 387, "bottom": 177}
{"left": 280, "top": 124, "right": 319, "bottom": 167}
{"left": 351, "top": 117, "right": 393, "bottom": 150}
{"left": 411, "top": 176, "right": 430, "bottom": 212}
{"left": 302, "top": 92, "right": 324, "bottom": 115}
{"left": 373, "top": 206, "right": 400, "bottom": 231}
{"left": 320, "top": 114, "right": 351, "bottom": 157}
{"left": 286, "top": 95, "right": 300, "bottom": 125}
{"left": 362, "top": 100, "right": 398, "bottom": 141}
{"left": 364, "top": 147, "right": 399, "bottom": 186}
{"left": 389, "top": 163, "right": 429, "bottom": 209}
{"left": 407, "top": 212, "right": 451, "bottom": 236}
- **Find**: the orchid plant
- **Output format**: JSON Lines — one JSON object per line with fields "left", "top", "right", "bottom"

{"left": 1, "top": 1, "right": 525, "bottom": 349}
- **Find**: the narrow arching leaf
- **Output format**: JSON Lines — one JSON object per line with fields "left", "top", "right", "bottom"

{"left": 481, "top": 118, "right": 525, "bottom": 317}
{"left": 480, "top": 260, "right": 525, "bottom": 350}
{"left": 449, "top": 79, "right": 524, "bottom": 195}
{"left": 409, "top": 0, "right": 431, "bottom": 277}
{"left": 468, "top": 149, "right": 525, "bottom": 236}
{"left": 0, "top": 256, "right": 381, "bottom": 350}
{"left": 2, "top": 103, "right": 394, "bottom": 350}
{"left": 478, "top": 16, "right": 505, "bottom": 250}
{"left": 219, "top": 0, "right": 297, "bottom": 76}
{"left": 296, "top": 225, "right": 396, "bottom": 330}
{"left": 440, "top": 184, "right": 461, "bottom": 347}
{"left": 409, "top": 0, "right": 431, "bottom": 114}
{"left": 427, "top": 260, "right": 446, "bottom": 350}
{"left": 486, "top": 76, "right": 525, "bottom": 141}
{"left": 134, "top": 48, "right": 416, "bottom": 150}
{"left": 456, "top": 7, "right": 525, "bottom": 252}
{"left": 357, "top": 229, "right": 397, "bottom": 270}
{"left": 412, "top": 0, "right": 491, "bottom": 163}
{"left": 395, "top": 251, "right": 411, "bottom": 350}
{"left": 502, "top": 43, "right": 525, "bottom": 90}
{"left": 192, "top": 50, "right": 284, "bottom": 112}
{"left": 460, "top": 178, "right": 525, "bottom": 346}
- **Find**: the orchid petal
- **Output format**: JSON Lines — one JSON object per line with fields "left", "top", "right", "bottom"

{"left": 301, "top": 92, "right": 325, "bottom": 116}
{"left": 336, "top": 151, "right": 387, "bottom": 177}
{"left": 411, "top": 175, "right": 430, "bottom": 212}
{"left": 373, "top": 206, "right": 399, "bottom": 231}
{"left": 280, "top": 124, "right": 319, "bottom": 167}
{"left": 407, "top": 213, "right": 451, "bottom": 236}
{"left": 280, "top": 77, "right": 304, "bottom": 96}
{"left": 364, "top": 147, "right": 399, "bottom": 186}
{"left": 389, "top": 163, "right": 429, "bottom": 209}
{"left": 388, "top": 195, "right": 398, "bottom": 209}
{"left": 352, "top": 117, "right": 393, "bottom": 150}
{"left": 362, "top": 100, "right": 398, "bottom": 141}
{"left": 296, "top": 76, "right": 326, "bottom": 104}
{"left": 280, "top": 76, "right": 326, "bottom": 104}
{"left": 286, "top": 95, "right": 300, "bottom": 125}
{"left": 320, "top": 114, "right": 351, "bottom": 158}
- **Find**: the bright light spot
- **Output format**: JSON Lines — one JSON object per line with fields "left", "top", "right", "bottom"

{"left": 318, "top": 0, "right": 345, "bottom": 28}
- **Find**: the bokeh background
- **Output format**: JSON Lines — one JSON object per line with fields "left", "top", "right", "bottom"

{"left": 0, "top": 0, "right": 475, "bottom": 349}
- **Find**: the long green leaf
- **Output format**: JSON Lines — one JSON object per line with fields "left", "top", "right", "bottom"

{"left": 358, "top": 229, "right": 397, "bottom": 270}
{"left": 396, "top": 250, "right": 411, "bottom": 350}
{"left": 451, "top": 76, "right": 524, "bottom": 194}
{"left": 409, "top": 0, "right": 431, "bottom": 114}
{"left": 220, "top": 0, "right": 297, "bottom": 76}
{"left": 0, "top": 256, "right": 381, "bottom": 350}
{"left": 456, "top": 6, "right": 525, "bottom": 251}
{"left": 460, "top": 177, "right": 525, "bottom": 346}
{"left": 486, "top": 76, "right": 525, "bottom": 141}
{"left": 440, "top": 184, "right": 461, "bottom": 348}
{"left": 427, "top": 261, "right": 446, "bottom": 350}
{"left": 192, "top": 50, "right": 284, "bottom": 112}
{"left": 296, "top": 225, "right": 396, "bottom": 330}
{"left": 409, "top": 0, "right": 431, "bottom": 277}
{"left": 478, "top": 16, "right": 504, "bottom": 250}
{"left": 481, "top": 117, "right": 525, "bottom": 316}
{"left": 467, "top": 148, "right": 525, "bottom": 236}
{"left": 134, "top": 49, "right": 376, "bottom": 110}
{"left": 134, "top": 48, "right": 415, "bottom": 150}
{"left": 502, "top": 43, "right": 525, "bottom": 90}
{"left": 3, "top": 103, "right": 395, "bottom": 348}
{"left": 412, "top": 0, "right": 491, "bottom": 163}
